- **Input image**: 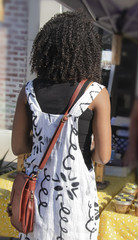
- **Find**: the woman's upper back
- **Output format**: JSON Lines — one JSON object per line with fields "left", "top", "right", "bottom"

{"left": 12, "top": 78, "right": 111, "bottom": 165}
{"left": 32, "top": 78, "right": 92, "bottom": 114}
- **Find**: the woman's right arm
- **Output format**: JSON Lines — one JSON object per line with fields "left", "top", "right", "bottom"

{"left": 12, "top": 86, "right": 32, "bottom": 156}
{"left": 90, "top": 88, "right": 112, "bottom": 165}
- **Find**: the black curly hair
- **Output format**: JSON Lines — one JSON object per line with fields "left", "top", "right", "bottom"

{"left": 30, "top": 10, "right": 102, "bottom": 83}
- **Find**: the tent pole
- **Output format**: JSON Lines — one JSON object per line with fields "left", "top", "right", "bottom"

{"left": 107, "top": 64, "right": 116, "bottom": 96}
{"left": 112, "top": 34, "right": 122, "bottom": 65}
{"left": 0, "top": 0, "right": 4, "bottom": 22}
{"left": 135, "top": 47, "right": 138, "bottom": 97}
{"left": 99, "top": 0, "right": 118, "bottom": 32}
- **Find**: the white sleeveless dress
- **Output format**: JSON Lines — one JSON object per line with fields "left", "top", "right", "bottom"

{"left": 19, "top": 80, "right": 104, "bottom": 240}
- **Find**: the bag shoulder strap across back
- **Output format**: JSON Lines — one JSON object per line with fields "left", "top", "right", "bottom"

{"left": 38, "top": 79, "right": 87, "bottom": 170}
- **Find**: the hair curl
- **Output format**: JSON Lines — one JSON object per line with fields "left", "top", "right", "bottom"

{"left": 30, "top": 11, "right": 102, "bottom": 83}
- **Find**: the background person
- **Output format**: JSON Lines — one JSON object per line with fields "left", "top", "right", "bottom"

{"left": 123, "top": 98, "right": 138, "bottom": 183}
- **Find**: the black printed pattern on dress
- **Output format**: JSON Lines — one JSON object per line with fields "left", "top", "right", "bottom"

{"left": 85, "top": 201, "right": 99, "bottom": 239}
{"left": 24, "top": 157, "right": 39, "bottom": 176}
{"left": 25, "top": 82, "right": 31, "bottom": 94}
{"left": 53, "top": 124, "right": 80, "bottom": 239}
{"left": 28, "top": 164, "right": 39, "bottom": 177}
{"left": 32, "top": 127, "right": 44, "bottom": 154}
{"left": 53, "top": 172, "right": 79, "bottom": 201}
{"left": 26, "top": 83, "right": 36, "bottom": 112}
{"left": 32, "top": 113, "right": 38, "bottom": 128}
{"left": 38, "top": 168, "right": 50, "bottom": 217}
{"left": 27, "top": 90, "right": 38, "bottom": 128}
{"left": 19, "top": 234, "right": 30, "bottom": 240}
{"left": 79, "top": 90, "right": 100, "bottom": 113}
{"left": 96, "top": 83, "right": 103, "bottom": 90}
{"left": 19, "top": 234, "right": 22, "bottom": 240}
{"left": 28, "top": 92, "right": 35, "bottom": 99}
{"left": 24, "top": 160, "right": 31, "bottom": 169}
{"left": 94, "top": 201, "right": 99, "bottom": 221}
{"left": 56, "top": 202, "right": 70, "bottom": 240}
{"left": 26, "top": 86, "right": 43, "bottom": 171}
{"left": 63, "top": 125, "right": 78, "bottom": 171}
{"left": 26, "top": 82, "right": 35, "bottom": 99}
{"left": 79, "top": 102, "right": 91, "bottom": 113}
{"left": 48, "top": 113, "right": 51, "bottom": 122}
{"left": 79, "top": 83, "right": 102, "bottom": 114}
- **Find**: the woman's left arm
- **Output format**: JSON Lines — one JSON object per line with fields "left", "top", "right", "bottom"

{"left": 12, "top": 86, "right": 32, "bottom": 156}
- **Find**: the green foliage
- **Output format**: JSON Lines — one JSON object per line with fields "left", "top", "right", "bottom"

{"left": 0, "top": 150, "right": 17, "bottom": 175}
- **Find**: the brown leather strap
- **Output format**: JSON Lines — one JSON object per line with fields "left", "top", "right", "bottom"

{"left": 39, "top": 79, "right": 87, "bottom": 170}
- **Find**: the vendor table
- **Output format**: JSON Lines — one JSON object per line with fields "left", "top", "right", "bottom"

{"left": 0, "top": 171, "right": 136, "bottom": 238}
{"left": 0, "top": 171, "right": 18, "bottom": 238}
{"left": 97, "top": 172, "right": 135, "bottom": 213}
{"left": 98, "top": 197, "right": 138, "bottom": 240}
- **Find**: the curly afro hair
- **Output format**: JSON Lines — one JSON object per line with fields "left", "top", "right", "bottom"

{"left": 30, "top": 10, "right": 102, "bottom": 83}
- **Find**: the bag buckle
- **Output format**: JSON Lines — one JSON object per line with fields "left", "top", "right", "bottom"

{"left": 32, "top": 174, "right": 37, "bottom": 179}
{"left": 62, "top": 115, "right": 68, "bottom": 123}
{"left": 31, "top": 169, "right": 41, "bottom": 179}
{"left": 30, "top": 191, "right": 34, "bottom": 200}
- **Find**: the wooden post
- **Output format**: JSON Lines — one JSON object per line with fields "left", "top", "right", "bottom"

{"left": 17, "top": 153, "right": 30, "bottom": 171}
{"left": 95, "top": 163, "right": 104, "bottom": 182}
{"left": 0, "top": 0, "right": 4, "bottom": 22}
{"left": 112, "top": 34, "right": 122, "bottom": 65}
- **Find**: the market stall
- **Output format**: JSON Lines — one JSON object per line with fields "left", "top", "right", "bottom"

{"left": 0, "top": 166, "right": 136, "bottom": 238}
{"left": 98, "top": 190, "right": 138, "bottom": 240}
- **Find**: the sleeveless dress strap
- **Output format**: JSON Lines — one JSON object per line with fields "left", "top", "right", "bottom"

{"left": 69, "top": 82, "right": 105, "bottom": 117}
{"left": 25, "top": 80, "right": 42, "bottom": 114}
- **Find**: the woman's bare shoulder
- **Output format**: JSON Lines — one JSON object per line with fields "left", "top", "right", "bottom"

{"left": 17, "top": 85, "right": 27, "bottom": 105}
